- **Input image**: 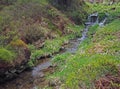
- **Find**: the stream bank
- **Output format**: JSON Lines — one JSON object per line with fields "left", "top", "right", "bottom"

{"left": 0, "top": 26, "right": 89, "bottom": 89}
{"left": 0, "top": 13, "right": 107, "bottom": 89}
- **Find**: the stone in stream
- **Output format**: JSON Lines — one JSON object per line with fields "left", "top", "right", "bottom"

{"left": 49, "top": 78, "right": 61, "bottom": 87}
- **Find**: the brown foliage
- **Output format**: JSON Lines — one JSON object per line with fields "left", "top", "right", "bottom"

{"left": 95, "top": 69, "right": 120, "bottom": 89}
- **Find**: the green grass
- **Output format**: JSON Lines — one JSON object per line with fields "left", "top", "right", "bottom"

{"left": 47, "top": 17, "right": 120, "bottom": 88}
{"left": 49, "top": 54, "right": 120, "bottom": 89}
{"left": 87, "top": 24, "right": 99, "bottom": 38}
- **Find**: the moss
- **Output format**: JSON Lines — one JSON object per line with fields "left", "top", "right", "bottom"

{"left": 0, "top": 48, "right": 15, "bottom": 62}
{"left": 10, "top": 39, "right": 28, "bottom": 48}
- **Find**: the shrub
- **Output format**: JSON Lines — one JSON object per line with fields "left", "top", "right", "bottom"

{"left": 0, "top": 0, "right": 17, "bottom": 5}
{"left": 49, "top": 0, "right": 88, "bottom": 24}
{"left": 23, "top": 24, "right": 50, "bottom": 43}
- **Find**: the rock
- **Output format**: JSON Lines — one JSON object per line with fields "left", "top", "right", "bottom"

{"left": 33, "top": 39, "right": 45, "bottom": 49}
{"left": 10, "top": 69, "right": 16, "bottom": 73}
{"left": 60, "top": 46, "right": 65, "bottom": 50}
{"left": 39, "top": 72, "right": 45, "bottom": 78}
{"left": 50, "top": 63, "right": 57, "bottom": 67}
{"left": 0, "top": 47, "right": 31, "bottom": 83}
{"left": 49, "top": 78, "right": 61, "bottom": 87}
{"left": 49, "top": 80, "right": 56, "bottom": 87}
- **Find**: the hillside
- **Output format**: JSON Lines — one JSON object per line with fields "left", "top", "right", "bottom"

{"left": 0, "top": 0, "right": 120, "bottom": 89}
{"left": 0, "top": 0, "right": 87, "bottom": 83}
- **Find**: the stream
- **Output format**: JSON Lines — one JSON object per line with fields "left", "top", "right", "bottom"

{"left": 0, "top": 26, "right": 89, "bottom": 89}
{"left": 0, "top": 13, "right": 106, "bottom": 89}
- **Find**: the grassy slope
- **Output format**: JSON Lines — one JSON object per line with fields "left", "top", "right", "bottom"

{"left": 47, "top": 3, "right": 120, "bottom": 89}
{"left": 0, "top": 0, "right": 85, "bottom": 65}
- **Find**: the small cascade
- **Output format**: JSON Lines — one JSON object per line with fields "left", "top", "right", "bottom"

{"left": 99, "top": 17, "right": 107, "bottom": 27}
{"left": 85, "top": 12, "right": 99, "bottom": 26}
{"left": 78, "top": 26, "right": 89, "bottom": 41}
{"left": 85, "top": 12, "right": 107, "bottom": 27}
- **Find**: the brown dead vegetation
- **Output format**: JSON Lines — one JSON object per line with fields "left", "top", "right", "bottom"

{"left": 95, "top": 68, "right": 120, "bottom": 89}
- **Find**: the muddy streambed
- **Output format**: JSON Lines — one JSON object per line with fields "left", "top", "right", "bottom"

{"left": 0, "top": 58, "right": 53, "bottom": 89}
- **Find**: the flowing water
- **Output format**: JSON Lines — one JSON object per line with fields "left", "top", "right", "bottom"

{"left": 65, "top": 26, "right": 89, "bottom": 54}
{"left": 0, "top": 13, "right": 107, "bottom": 89}
{"left": 0, "top": 27, "right": 89, "bottom": 89}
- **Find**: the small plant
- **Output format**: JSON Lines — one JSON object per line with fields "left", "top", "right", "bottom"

{"left": 31, "top": 50, "right": 44, "bottom": 60}
{"left": 88, "top": 24, "right": 99, "bottom": 38}
{"left": 27, "top": 59, "right": 35, "bottom": 67}
{"left": 28, "top": 44, "right": 36, "bottom": 52}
